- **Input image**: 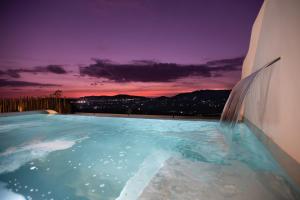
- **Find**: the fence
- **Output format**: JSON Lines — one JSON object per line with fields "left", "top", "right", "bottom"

{"left": 0, "top": 97, "right": 71, "bottom": 114}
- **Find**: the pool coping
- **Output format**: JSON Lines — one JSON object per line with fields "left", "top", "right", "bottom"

{"left": 73, "top": 112, "right": 220, "bottom": 121}
{"left": 0, "top": 110, "right": 48, "bottom": 117}
{"left": 244, "top": 117, "right": 300, "bottom": 189}
{"left": 0, "top": 110, "right": 58, "bottom": 117}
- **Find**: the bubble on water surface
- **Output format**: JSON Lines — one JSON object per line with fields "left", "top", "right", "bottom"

{"left": 103, "top": 161, "right": 109, "bottom": 164}
{"left": 29, "top": 166, "right": 37, "bottom": 170}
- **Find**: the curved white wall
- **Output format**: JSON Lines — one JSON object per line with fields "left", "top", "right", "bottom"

{"left": 242, "top": 0, "right": 300, "bottom": 184}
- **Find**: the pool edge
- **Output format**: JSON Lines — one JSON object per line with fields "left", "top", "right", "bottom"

{"left": 244, "top": 117, "right": 300, "bottom": 189}
{"left": 0, "top": 110, "right": 57, "bottom": 117}
{"left": 73, "top": 112, "right": 219, "bottom": 122}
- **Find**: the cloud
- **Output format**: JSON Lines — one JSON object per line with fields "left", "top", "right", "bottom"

{"left": 0, "top": 79, "right": 61, "bottom": 87}
{"left": 79, "top": 57, "right": 244, "bottom": 83}
{"left": 206, "top": 57, "right": 244, "bottom": 66}
{"left": 36, "top": 65, "right": 67, "bottom": 74}
{"left": 5, "top": 69, "right": 21, "bottom": 78}
{"left": 0, "top": 65, "right": 67, "bottom": 78}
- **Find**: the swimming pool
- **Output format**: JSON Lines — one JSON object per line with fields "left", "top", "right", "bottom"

{"left": 0, "top": 114, "right": 299, "bottom": 200}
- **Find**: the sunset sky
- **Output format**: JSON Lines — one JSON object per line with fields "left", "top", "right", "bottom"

{"left": 0, "top": 0, "right": 263, "bottom": 98}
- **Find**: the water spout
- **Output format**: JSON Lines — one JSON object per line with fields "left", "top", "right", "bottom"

{"left": 220, "top": 57, "right": 281, "bottom": 127}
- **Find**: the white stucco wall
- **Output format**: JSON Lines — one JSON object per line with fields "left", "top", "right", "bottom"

{"left": 242, "top": 0, "right": 300, "bottom": 165}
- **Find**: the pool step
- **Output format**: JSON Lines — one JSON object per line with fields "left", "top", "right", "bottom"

{"left": 138, "top": 157, "right": 299, "bottom": 200}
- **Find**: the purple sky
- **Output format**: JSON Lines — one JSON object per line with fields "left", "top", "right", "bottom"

{"left": 0, "top": 0, "right": 263, "bottom": 97}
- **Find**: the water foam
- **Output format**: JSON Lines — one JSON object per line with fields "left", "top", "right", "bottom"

{"left": 0, "top": 182, "right": 26, "bottom": 200}
{"left": 0, "top": 137, "right": 86, "bottom": 174}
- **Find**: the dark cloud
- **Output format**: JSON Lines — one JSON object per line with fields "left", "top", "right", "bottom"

{"left": 130, "top": 60, "right": 158, "bottom": 65}
{"left": 206, "top": 57, "right": 244, "bottom": 66}
{"left": 5, "top": 69, "right": 21, "bottom": 78}
{"left": 37, "top": 65, "right": 67, "bottom": 74}
{"left": 0, "top": 65, "right": 67, "bottom": 78}
{"left": 0, "top": 79, "right": 61, "bottom": 87}
{"left": 79, "top": 57, "right": 244, "bottom": 82}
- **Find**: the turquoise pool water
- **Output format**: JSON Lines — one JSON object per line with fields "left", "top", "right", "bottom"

{"left": 0, "top": 114, "right": 298, "bottom": 200}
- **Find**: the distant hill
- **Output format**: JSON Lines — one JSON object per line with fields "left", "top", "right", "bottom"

{"left": 71, "top": 90, "right": 231, "bottom": 117}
